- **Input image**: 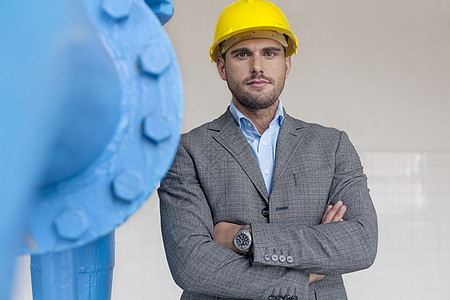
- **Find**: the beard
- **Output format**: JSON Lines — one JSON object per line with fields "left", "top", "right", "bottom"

{"left": 226, "top": 73, "right": 286, "bottom": 110}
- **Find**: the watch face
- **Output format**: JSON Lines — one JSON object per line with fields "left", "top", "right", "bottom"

{"left": 236, "top": 233, "right": 250, "bottom": 247}
{"left": 234, "top": 226, "right": 252, "bottom": 254}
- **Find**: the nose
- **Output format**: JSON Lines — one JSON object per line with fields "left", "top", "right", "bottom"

{"left": 250, "top": 54, "right": 264, "bottom": 75}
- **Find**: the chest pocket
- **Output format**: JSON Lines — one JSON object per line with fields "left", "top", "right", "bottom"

{"left": 270, "top": 163, "right": 334, "bottom": 225}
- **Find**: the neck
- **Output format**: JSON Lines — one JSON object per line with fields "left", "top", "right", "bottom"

{"left": 233, "top": 98, "right": 279, "bottom": 135}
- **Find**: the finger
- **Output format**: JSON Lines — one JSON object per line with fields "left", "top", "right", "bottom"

{"left": 309, "top": 273, "right": 325, "bottom": 283}
{"left": 321, "top": 205, "right": 332, "bottom": 223}
{"left": 321, "top": 201, "right": 343, "bottom": 224}
{"left": 331, "top": 204, "right": 346, "bottom": 222}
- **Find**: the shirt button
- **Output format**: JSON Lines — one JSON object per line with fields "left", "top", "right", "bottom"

{"left": 264, "top": 169, "right": 270, "bottom": 175}
{"left": 279, "top": 255, "right": 286, "bottom": 263}
{"left": 262, "top": 140, "right": 267, "bottom": 146}
{"left": 264, "top": 253, "right": 271, "bottom": 261}
{"left": 261, "top": 207, "right": 269, "bottom": 218}
{"left": 247, "top": 122, "right": 252, "bottom": 127}
{"left": 286, "top": 256, "right": 294, "bottom": 264}
{"left": 271, "top": 254, "right": 278, "bottom": 262}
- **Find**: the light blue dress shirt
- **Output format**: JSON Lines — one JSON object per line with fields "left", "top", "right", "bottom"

{"left": 229, "top": 99, "right": 284, "bottom": 195}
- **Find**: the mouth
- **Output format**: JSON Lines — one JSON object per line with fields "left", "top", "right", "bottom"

{"left": 247, "top": 79, "right": 269, "bottom": 88}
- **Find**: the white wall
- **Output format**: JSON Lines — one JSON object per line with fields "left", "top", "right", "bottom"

{"left": 166, "top": 0, "right": 450, "bottom": 151}
{"left": 12, "top": 0, "right": 450, "bottom": 299}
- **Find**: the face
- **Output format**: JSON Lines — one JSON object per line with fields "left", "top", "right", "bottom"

{"left": 217, "top": 38, "right": 291, "bottom": 111}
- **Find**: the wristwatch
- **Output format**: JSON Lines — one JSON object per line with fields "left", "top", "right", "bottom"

{"left": 233, "top": 225, "right": 252, "bottom": 254}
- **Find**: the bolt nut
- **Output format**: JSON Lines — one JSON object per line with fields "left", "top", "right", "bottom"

{"left": 146, "top": 0, "right": 174, "bottom": 25}
{"left": 142, "top": 113, "right": 172, "bottom": 143}
{"left": 139, "top": 43, "right": 172, "bottom": 76}
{"left": 102, "top": 0, "right": 132, "bottom": 20}
{"left": 54, "top": 209, "right": 89, "bottom": 240}
{"left": 112, "top": 169, "right": 144, "bottom": 202}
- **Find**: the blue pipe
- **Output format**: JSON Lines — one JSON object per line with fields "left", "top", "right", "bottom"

{"left": 31, "top": 250, "right": 79, "bottom": 299}
{"left": 31, "top": 232, "right": 115, "bottom": 300}
{"left": 0, "top": 0, "right": 182, "bottom": 299}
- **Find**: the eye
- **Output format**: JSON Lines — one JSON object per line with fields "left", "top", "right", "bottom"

{"left": 236, "top": 52, "right": 249, "bottom": 58}
{"left": 265, "top": 51, "right": 276, "bottom": 57}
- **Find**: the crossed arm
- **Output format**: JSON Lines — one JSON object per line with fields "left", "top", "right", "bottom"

{"left": 159, "top": 130, "right": 377, "bottom": 298}
{"left": 214, "top": 201, "right": 347, "bottom": 284}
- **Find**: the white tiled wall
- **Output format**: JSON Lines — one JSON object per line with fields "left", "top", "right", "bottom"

{"left": 112, "top": 192, "right": 182, "bottom": 299}
{"left": 345, "top": 152, "right": 450, "bottom": 299}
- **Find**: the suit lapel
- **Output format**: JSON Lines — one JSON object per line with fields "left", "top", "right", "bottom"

{"left": 208, "top": 109, "right": 269, "bottom": 203}
{"left": 271, "top": 113, "right": 305, "bottom": 190}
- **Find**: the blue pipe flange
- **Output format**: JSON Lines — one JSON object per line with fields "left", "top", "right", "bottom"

{"left": 21, "top": 0, "right": 183, "bottom": 255}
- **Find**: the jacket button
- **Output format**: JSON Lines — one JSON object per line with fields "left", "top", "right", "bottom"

{"left": 271, "top": 254, "right": 278, "bottom": 262}
{"left": 261, "top": 207, "right": 269, "bottom": 218}
{"left": 268, "top": 296, "right": 277, "bottom": 300}
{"left": 286, "top": 256, "right": 293, "bottom": 263}
{"left": 264, "top": 253, "right": 271, "bottom": 261}
{"left": 279, "top": 255, "right": 286, "bottom": 263}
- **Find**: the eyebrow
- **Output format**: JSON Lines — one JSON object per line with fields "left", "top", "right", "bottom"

{"left": 229, "top": 46, "right": 283, "bottom": 55}
{"left": 262, "top": 47, "right": 283, "bottom": 52}
{"left": 230, "top": 47, "right": 251, "bottom": 55}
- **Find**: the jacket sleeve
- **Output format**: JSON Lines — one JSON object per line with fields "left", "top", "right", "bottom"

{"left": 251, "top": 131, "right": 378, "bottom": 275}
{"left": 158, "top": 142, "right": 310, "bottom": 299}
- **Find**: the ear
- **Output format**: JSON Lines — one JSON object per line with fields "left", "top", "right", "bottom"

{"left": 217, "top": 57, "right": 227, "bottom": 81}
{"left": 284, "top": 56, "right": 292, "bottom": 79}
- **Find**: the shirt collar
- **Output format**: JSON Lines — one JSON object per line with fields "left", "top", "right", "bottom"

{"left": 229, "top": 99, "right": 284, "bottom": 130}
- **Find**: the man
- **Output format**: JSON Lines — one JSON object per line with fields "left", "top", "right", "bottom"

{"left": 158, "top": 1, "right": 378, "bottom": 299}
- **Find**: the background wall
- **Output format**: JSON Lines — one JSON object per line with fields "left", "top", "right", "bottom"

{"left": 12, "top": 0, "right": 450, "bottom": 299}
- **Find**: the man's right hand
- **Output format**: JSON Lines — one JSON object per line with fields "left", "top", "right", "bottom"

{"left": 309, "top": 201, "right": 347, "bottom": 283}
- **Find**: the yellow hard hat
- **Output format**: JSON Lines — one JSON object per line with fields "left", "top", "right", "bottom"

{"left": 209, "top": 0, "right": 298, "bottom": 62}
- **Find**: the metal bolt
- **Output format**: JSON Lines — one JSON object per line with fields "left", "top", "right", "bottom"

{"left": 112, "top": 169, "right": 144, "bottom": 202}
{"left": 145, "top": 0, "right": 174, "bottom": 25}
{"left": 142, "top": 113, "right": 172, "bottom": 143}
{"left": 54, "top": 209, "right": 89, "bottom": 240}
{"left": 102, "top": 0, "right": 132, "bottom": 20}
{"left": 139, "top": 43, "right": 172, "bottom": 76}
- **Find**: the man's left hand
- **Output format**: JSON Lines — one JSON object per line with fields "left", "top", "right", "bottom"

{"left": 214, "top": 222, "right": 242, "bottom": 253}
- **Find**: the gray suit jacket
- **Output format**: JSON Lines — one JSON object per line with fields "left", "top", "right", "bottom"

{"left": 158, "top": 109, "right": 377, "bottom": 300}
